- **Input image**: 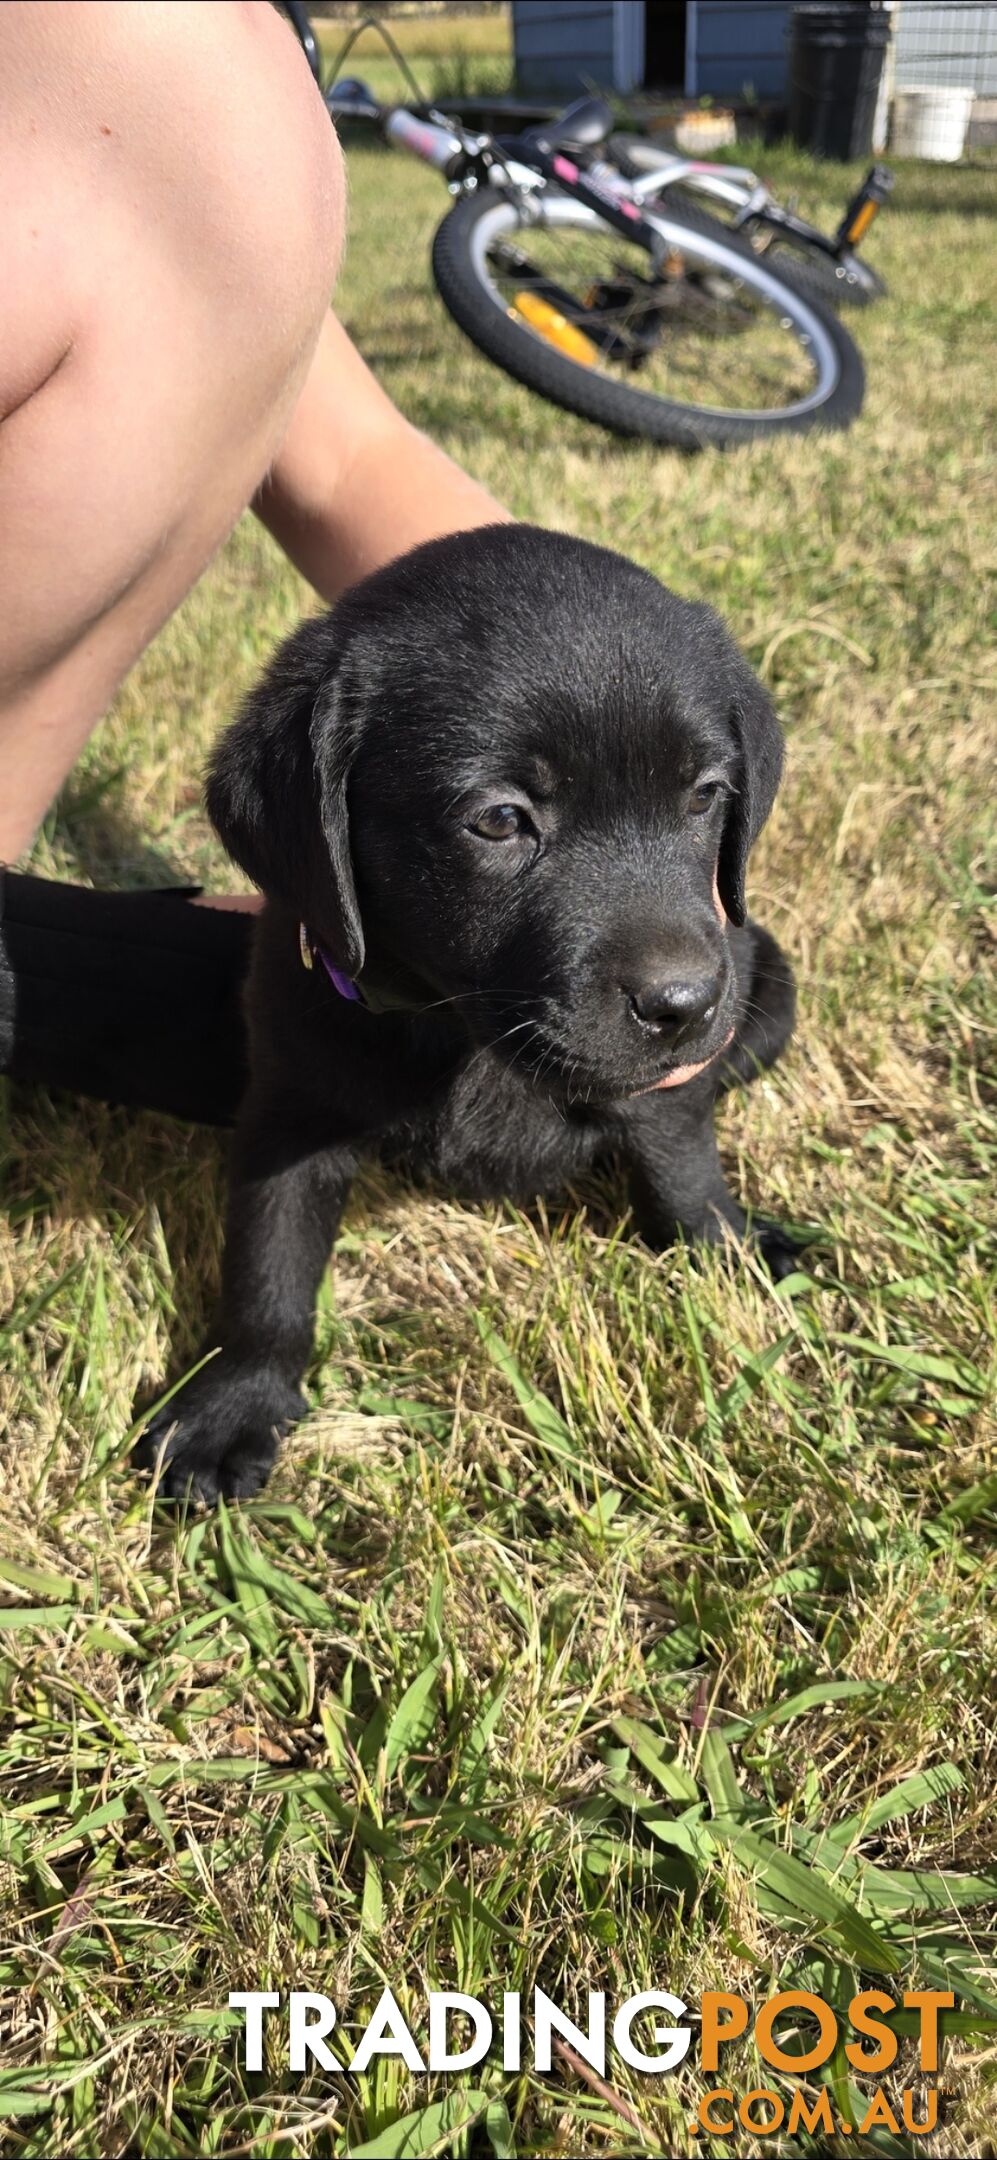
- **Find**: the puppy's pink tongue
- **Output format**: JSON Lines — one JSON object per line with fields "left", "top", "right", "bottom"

{"left": 647, "top": 1026, "right": 735, "bottom": 1092}
{"left": 653, "top": 1058, "right": 713, "bottom": 1090}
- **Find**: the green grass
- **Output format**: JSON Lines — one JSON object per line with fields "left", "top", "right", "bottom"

{"left": 3, "top": 146, "right": 997, "bottom": 2158}
{"left": 314, "top": 10, "right": 512, "bottom": 107}
{"left": 314, "top": 9, "right": 511, "bottom": 65}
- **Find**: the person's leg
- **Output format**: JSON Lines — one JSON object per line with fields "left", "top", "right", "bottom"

{"left": 0, "top": 2, "right": 342, "bottom": 1121}
{"left": 0, "top": 0, "right": 345, "bottom": 861}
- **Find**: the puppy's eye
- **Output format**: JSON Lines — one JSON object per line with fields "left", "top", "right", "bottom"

{"left": 688, "top": 779, "right": 724, "bottom": 816}
{"left": 469, "top": 804, "right": 532, "bottom": 841}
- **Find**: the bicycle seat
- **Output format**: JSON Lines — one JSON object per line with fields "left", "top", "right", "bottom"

{"left": 327, "top": 76, "right": 381, "bottom": 121}
{"left": 525, "top": 95, "right": 615, "bottom": 153}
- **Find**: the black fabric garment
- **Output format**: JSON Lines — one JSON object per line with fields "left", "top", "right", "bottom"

{"left": 0, "top": 870, "right": 252, "bottom": 1126}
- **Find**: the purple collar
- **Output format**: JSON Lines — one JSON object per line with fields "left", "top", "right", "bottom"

{"left": 315, "top": 942, "right": 364, "bottom": 1004}
{"left": 299, "top": 921, "right": 365, "bottom": 1004}
{"left": 299, "top": 921, "right": 430, "bottom": 1016}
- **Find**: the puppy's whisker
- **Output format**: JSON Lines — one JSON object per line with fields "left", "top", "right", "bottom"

{"left": 523, "top": 1036, "right": 571, "bottom": 1118}
{"left": 460, "top": 1017, "right": 539, "bottom": 1086}
{"left": 738, "top": 997, "right": 781, "bottom": 1029}
{"left": 407, "top": 982, "right": 559, "bottom": 1021}
{"left": 744, "top": 968, "right": 803, "bottom": 993}
{"left": 408, "top": 988, "right": 518, "bottom": 1017}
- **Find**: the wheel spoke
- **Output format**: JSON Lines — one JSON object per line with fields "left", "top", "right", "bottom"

{"left": 488, "top": 222, "right": 817, "bottom": 409}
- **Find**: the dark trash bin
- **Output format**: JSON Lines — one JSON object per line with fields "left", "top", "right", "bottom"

{"left": 789, "top": 3, "right": 891, "bottom": 161}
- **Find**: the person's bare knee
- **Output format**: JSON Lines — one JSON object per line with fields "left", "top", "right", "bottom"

{"left": 0, "top": 1, "right": 344, "bottom": 858}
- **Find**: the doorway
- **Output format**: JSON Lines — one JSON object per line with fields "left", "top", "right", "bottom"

{"left": 641, "top": 0, "right": 688, "bottom": 92}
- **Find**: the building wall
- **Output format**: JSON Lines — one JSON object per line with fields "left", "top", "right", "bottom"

{"left": 691, "top": 0, "right": 793, "bottom": 99}
{"left": 512, "top": 1, "right": 997, "bottom": 108}
{"left": 511, "top": 0, "right": 793, "bottom": 98}
{"left": 511, "top": 0, "right": 617, "bottom": 94}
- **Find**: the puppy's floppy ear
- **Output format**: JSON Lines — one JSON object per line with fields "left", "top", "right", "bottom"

{"left": 205, "top": 620, "right": 365, "bottom": 978}
{"left": 308, "top": 677, "right": 364, "bottom": 978}
{"left": 717, "top": 662, "right": 783, "bottom": 927}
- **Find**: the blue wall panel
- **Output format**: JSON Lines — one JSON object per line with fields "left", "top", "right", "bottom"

{"left": 512, "top": 0, "right": 616, "bottom": 92}
{"left": 693, "top": 1, "right": 793, "bottom": 98}
{"left": 512, "top": 1, "right": 810, "bottom": 101}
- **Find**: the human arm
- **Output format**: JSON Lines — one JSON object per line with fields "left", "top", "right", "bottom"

{"left": 253, "top": 310, "right": 512, "bottom": 602}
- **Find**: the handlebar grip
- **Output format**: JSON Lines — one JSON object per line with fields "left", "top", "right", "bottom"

{"left": 384, "top": 107, "right": 463, "bottom": 172}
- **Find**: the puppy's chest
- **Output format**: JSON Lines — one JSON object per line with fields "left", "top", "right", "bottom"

{"left": 380, "top": 1056, "right": 607, "bottom": 1201}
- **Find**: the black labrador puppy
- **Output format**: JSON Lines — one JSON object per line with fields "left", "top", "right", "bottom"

{"left": 136, "top": 525, "right": 800, "bottom": 1501}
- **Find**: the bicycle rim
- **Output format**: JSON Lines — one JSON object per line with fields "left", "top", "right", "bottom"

{"left": 467, "top": 194, "right": 843, "bottom": 423}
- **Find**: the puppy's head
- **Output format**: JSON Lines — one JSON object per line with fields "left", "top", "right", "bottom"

{"left": 208, "top": 525, "right": 782, "bottom": 1103}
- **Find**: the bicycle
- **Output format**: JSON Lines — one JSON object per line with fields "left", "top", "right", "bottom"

{"left": 286, "top": 5, "right": 868, "bottom": 452}
{"left": 611, "top": 135, "right": 891, "bottom": 310}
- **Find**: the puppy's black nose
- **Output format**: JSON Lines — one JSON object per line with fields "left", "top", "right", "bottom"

{"left": 627, "top": 970, "right": 721, "bottom": 1043}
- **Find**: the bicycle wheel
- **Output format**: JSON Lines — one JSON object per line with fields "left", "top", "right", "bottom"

{"left": 432, "top": 191, "right": 864, "bottom": 450}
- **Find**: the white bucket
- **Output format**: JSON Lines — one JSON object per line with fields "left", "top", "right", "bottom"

{"left": 891, "top": 85, "right": 974, "bottom": 162}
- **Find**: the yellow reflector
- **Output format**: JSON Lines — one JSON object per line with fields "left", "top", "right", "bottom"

{"left": 845, "top": 198, "right": 879, "bottom": 245}
{"left": 510, "top": 291, "right": 599, "bottom": 365}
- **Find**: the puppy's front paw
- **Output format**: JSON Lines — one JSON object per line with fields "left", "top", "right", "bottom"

{"left": 694, "top": 1201, "right": 811, "bottom": 1282}
{"left": 133, "top": 1360, "right": 306, "bottom": 1504}
{"left": 750, "top": 1216, "right": 809, "bottom": 1282}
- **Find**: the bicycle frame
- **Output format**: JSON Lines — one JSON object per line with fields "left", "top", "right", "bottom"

{"left": 623, "top": 155, "right": 892, "bottom": 265}
{"left": 330, "top": 86, "right": 743, "bottom": 267}
{"left": 626, "top": 154, "right": 769, "bottom": 214}
{"left": 328, "top": 89, "right": 656, "bottom": 242}
{"left": 313, "top": 3, "right": 889, "bottom": 280}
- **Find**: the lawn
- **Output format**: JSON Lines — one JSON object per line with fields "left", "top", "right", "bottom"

{"left": 313, "top": 9, "right": 512, "bottom": 107}
{"left": 2, "top": 138, "right": 996, "bottom": 2158}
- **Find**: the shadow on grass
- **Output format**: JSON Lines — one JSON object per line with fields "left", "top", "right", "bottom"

{"left": 886, "top": 186, "right": 997, "bottom": 217}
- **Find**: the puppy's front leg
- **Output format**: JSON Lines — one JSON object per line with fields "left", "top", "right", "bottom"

{"left": 134, "top": 1095, "right": 356, "bottom": 1502}
{"left": 624, "top": 1086, "right": 801, "bottom": 1280}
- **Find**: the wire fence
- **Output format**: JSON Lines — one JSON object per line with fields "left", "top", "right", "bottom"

{"left": 891, "top": 1, "right": 997, "bottom": 96}
{"left": 877, "top": 2, "right": 997, "bottom": 155}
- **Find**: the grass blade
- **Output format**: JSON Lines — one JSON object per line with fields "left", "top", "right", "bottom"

{"left": 610, "top": 1716, "right": 699, "bottom": 1805}
{"left": 825, "top": 1762, "right": 964, "bottom": 1851}
{"left": 476, "top": 1318, "right": 580, "bottom": 1468}
{"left": 348, "top": 2091, "right": 489, "bottom": 2157}
{"left": 722, "top": 1679, "right": 881, "bottom": 1741}
{"left": 699, "top": 1729, "right": 744, "bottom": 1817}
{"left": 832, "top": 1336, "right": 986, "bottom": 1394}
{"left": 385, "top": 1659, "right": 442, "bottom": 1779}
{"left": 711, "top": 1821, "right": 902, "bottom": 1975}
